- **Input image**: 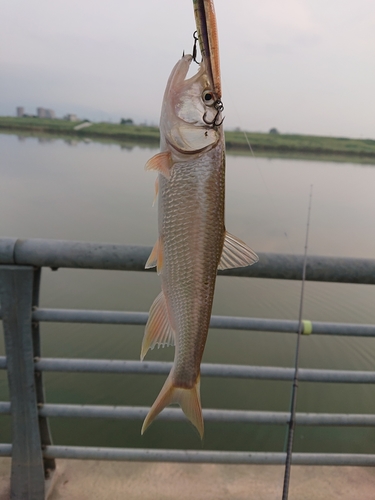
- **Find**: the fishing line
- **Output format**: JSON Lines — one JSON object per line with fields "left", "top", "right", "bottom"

{"left": 282, "top": 184, "right": 313, "bottom": 500}
{"left": 223, "top": 85, "right": 296, "bottom": 254}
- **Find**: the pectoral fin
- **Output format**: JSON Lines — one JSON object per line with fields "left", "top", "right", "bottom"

{"left": 141, "top": 291, "right": 175, "bottom": 360}
{"left": 145, "top": 151, "right": 172, "bottom": 179}
{"left": 218, "top": 231, "right": 259, "bottom": 270}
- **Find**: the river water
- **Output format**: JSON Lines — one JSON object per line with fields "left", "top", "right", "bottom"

{"left": 1, "top": 132, "right": 375, "bottom": 453}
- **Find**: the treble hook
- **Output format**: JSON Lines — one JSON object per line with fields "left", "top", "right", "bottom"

{"left": 192, "top": 31, "right": 200, "bottom": 64}
{"left": 203, "top": 99, "right": 225, "bottom": 128}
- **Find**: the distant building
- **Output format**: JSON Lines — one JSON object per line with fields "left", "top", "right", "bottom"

{"left": 64, "top": 114, "right": 79, "bottom": 122}
{"left": 16, "top": 107, "right": 24, "bottom": 117}
{"left": 37, "top": 107, "right": 47, "bottom": 118}
{"left": 37, "top": 107, "right": 56, "bottom": 119}
{"left": 45, "top": 109, "right": 56, "bottom": 119}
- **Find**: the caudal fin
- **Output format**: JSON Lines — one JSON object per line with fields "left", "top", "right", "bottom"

{"left": 141, "top": 373, "right": 203, "bottom": 438}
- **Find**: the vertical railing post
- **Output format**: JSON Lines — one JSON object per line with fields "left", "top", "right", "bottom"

{"left": 0, "top": 265, "right": 51, "bottom": 499}
{"left": 31, "top": 268, "right": 56, "bottom": 481}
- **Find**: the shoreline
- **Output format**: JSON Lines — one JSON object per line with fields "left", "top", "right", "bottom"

{"left": 1, "top": 117, "right": 375, "bottom": 163}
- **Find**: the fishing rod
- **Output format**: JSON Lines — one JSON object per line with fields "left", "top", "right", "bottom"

{"left": 282, "top": 185, "right": 313, "bottom": 500}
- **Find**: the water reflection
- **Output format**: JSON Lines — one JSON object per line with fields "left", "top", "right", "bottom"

{"left": 38, "top": 137, "right": 57, "bottom": 145}
{"left": 1, "top": 132, "right": 375, "bottom": 453}
{"left": 120, "top": 143, "right": 135, "bottom": 151}
{"left": 63, "top": 138, "right": 78, "bottom": 146}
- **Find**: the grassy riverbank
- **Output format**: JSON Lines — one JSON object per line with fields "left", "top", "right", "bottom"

{"left": 1, "top": 116, "right": 375, "bottom": 161}
{"left": 0, "top": 117, "right": 160, "bottom": 144}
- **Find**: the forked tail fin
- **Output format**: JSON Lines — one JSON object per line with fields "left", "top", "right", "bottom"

{"left": 141, "top": 373, "right": 203, "bottom": 439}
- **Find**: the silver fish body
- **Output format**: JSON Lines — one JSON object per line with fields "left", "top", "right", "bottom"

{"left": 141, "top": 3, "right": 258, "bottom": 438}
{"left": 159, "top": 137, "right": 225, "bottom": 384}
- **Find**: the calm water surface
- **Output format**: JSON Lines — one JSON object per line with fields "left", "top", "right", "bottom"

{"left": 1, "top": 132, "right": 375, "bottom": 453}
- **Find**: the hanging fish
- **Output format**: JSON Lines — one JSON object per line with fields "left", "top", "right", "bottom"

{"left": 141, "top": 0, "right": 258, "bottom": 438}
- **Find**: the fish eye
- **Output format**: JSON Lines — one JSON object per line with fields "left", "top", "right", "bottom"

{"left": 202, "top": 90, "right": 215, "bottom": 106}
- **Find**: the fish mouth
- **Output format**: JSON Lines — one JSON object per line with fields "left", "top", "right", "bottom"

{"left": 193, "top": 0, "right": 221, "bottom": 100}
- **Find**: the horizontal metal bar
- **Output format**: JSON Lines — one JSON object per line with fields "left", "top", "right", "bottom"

{"left": 2, "top": 401, "right": 374, "bottom": 426}
{"left": 2, "top": 306, "right": 375, "bottom": 337}
{"left": 0, "top": 238, "right": 17, "bottom": 265}
{"left": 31, "top": 308, "right": 149, "bottom": 325}
{"left": 1, "top": 356, "right": 374, "bottom": 383}
{"left": 0, "top": 238, "right": 152, "bottom": 272}
{"left": 0, "top": 402, "right": 10, "bottom": 414}
{"left": 33, "top": 404, "right": 375, "bottom": 427}
{"left": 34, "top": 358, "right": 375, "bottom": 383}
{"left": 0, "top": 444, "right": 11, "bottom": 457}
{"left": 1, "top": 237, "right": 375, "bottom": 283}
{"left": 1, "top": 443, "right": 374, "bottom": 465}
{"left": 12, "top": 307, "right": 375, "bottom": 337}
{"left": 42, "top": 445, "right": 375, "bottom": 466}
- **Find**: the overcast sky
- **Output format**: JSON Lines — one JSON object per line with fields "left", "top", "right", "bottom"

{"left": 1, "top": 0, "right": 375, "bottom": 138}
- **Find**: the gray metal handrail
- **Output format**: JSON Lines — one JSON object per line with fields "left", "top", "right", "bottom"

{"left": 1, "top": 237, "right": 375, "bottom": 499}
{"left": 1, "top": 236, "right": 375, "bottom": 282}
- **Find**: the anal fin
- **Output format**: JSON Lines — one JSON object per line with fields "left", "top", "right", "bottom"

{"left": 141, "top": 291, "right": 175, "bottom": 360}
{"left": 218, "top": 231, "right": 259, "bottom": 270}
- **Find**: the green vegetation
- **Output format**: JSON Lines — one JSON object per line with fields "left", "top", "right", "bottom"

{"left": 225, "top": 130, "right": 375, "bottom": 160}
{"left": 1, "top": 116, "right": 375, "bottom": 162}
{"left": 0, "top": 116, "right": 160, "bottom": 144}
{"left": 120, "top": 118, "right": 134, "bottom": 125}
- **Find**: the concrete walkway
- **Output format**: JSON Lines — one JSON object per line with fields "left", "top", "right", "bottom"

{"left": 1, "top": 458, "right": 375, "bottom": 499}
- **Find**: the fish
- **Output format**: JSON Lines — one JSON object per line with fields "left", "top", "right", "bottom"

{"left": 141, "top": 0, "right": 258, "bottom": 438}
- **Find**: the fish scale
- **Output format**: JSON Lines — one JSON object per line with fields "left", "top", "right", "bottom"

{"left": 160, "top": 156, "right": 225, "bottom": 387}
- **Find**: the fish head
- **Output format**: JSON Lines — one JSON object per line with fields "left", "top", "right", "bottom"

{"left": 160, "top": 1, "right": 223, "bottom": 156}
{"left": 160, "top": 56, "right": 222, "bottom": 155}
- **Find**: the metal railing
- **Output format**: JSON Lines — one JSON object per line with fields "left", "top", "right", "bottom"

{"left": 1, "top": 237, "right": 375, "bottom": 499}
